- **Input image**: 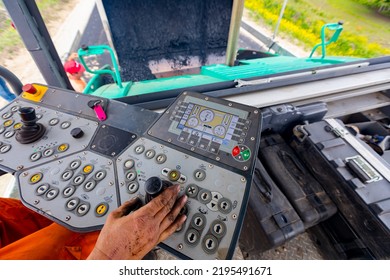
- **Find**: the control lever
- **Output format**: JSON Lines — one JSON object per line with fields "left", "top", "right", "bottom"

{"left": 144, "top": 176, "right": 188, "bottom": 216}
{"left": 15, "top": 107, "right": 46, "bottom": 144}
{"left": 144, "top": 176, "right": 172, "bottom": 204}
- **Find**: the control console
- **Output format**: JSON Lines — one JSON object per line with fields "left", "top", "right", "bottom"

{"left": 0, "top": 85, "right": 261, "bottom": 259}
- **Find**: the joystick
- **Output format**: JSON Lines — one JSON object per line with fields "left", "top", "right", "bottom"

{"left": 15, "top": 107, "right": 46, "bottom": 144}
{"left": 144, "top": 176, "right": 172, "bottom": 204}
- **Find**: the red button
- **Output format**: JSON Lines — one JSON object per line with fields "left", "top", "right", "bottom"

{"left": 22, "top": 84, "right": 37, "bottom": 94}
{"left": 232, "top": 146, "right": 240, "bottom": 157}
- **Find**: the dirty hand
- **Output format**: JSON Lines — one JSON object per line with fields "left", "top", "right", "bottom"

{"left": 87, "top": 185, "right": 187, "bottom": 260}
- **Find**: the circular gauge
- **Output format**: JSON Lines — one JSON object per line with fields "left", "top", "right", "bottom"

{"left": 213, "top": 125, "right": 226, "bottom": 137}
{"left": 187, "top": 117, "right": 199, "bottom": 127}
{"left": 199, "top": 109, "right": 214, "bottom": 123}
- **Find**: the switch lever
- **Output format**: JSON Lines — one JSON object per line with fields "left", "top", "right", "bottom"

{"left": 88, "top": 100, "right": 107, "bottom": 121}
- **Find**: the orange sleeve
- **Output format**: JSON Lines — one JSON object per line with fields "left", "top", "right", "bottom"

{"left": 0, "top": 198, "right": 99, "bottom": 260}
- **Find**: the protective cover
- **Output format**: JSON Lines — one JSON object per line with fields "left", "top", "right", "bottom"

{"left": 258, "top": 134, "right": 337, "bottom": 228}
{"left": 291, "top": 119, "right": 390, "bottom": 259}
{"left": 239, "top": 158, "right": 305, "bottom": 256}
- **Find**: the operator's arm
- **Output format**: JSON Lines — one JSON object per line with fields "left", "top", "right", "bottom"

{"left": 87, "top": 185, "right": 187, "bottom": 260}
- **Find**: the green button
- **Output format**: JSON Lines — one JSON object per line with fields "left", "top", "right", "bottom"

{"left": 241, "top": 149, "right": 251, "bottom": 161}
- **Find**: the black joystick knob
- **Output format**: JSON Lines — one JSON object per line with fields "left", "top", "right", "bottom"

{"left": 144, "top": 176, "right": 172, "bottom": 204}
{"left": 15, "top": 107, "right": 46, "bottom": 144}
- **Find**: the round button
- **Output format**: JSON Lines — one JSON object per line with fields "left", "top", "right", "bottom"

{"left": 69, "top": 160, "right": 81, "bottom": 170}
{"left": 125, "top": 170, "right": 137, "bottom": 181}
{"left": 61, "top": 170, "right": 74, "bottom": 181}
{"left": 76, "top": 203, "right": 90, "bottom": 216}
{"left": 155, "top": 154, "right": 167, "bottom": 164}
{"left": 94, "top": 170, "right": 107, "bottom": 181}
{"left": 4, "top": 130, "right": 15, "bottom": 138}
{"left": 145, "top": 149, "right": 156, "bottom": 159}
{"left": 193, "top": 169, "right": 206, "bottom": 181}
{"left": 168, "top": 169, "right": 181, "bottom": 182}
{"left": 73, "top": 174, "right": 86, "bottom": 186}
{"left": 65, "top": 197, "right": 79, "bottom": 211}
{"left": 70, "top": 128, "right": 84, "bottom": 139}
{"left": 11, "top": 106, "right": 20, "bottom": 112}
{"left": 134, "top": 145, "right": 145, "bottom": 154}
{"left": 185, "top": 184, "right": 199, "bottom": 198}
{"left": 13, "top": 123, "right": 22, "bottom": 130}
{"left": 57, "top": 143, "right": 69, "bottom": 153}
{"left": 210, "top": 220, "right": 227, "bottom": 238}
{"left": 198, "top": 189, "right": 212, "bottom": 204}
{"left": 124, "top": 159, "right": 135, "bottom": 169}
{"left": 82, "top": 164, "right": 94, "bottom": 174}
{"left": 3, "top": 119, "right": 14, "bottom": 127}
{"left": 232, "top": 146, "right": 240, "bottom": 157}
{"left": 29, "top": 173, "right": 43, "bottom": 184}
{"left": 63, "top": 186, "right": 76, "bottom": 198}
{"left": 218, "top": 197, "right": 233, "bottom": 214}
{"left": 0, "top": 144, "right": 12, "bottom": 153}
{"left": 84, "top": 180, "right": 97, "bottom": 192}
{"left": 185, "top": 228, "right": 201, "bottom": 247}
{"left": 49, "top": 118, "right": 59, "bottom": 126}
{"left": 35, "top": 183, "right": 49, "bottom": 195}
{"left": 61, "top": 121, "right": 71, "bottom": 129}
{"left": 95, "top": 203, "right": 109, "bottom": 217}
{"left": 45, "top": 188, "right": 59, "bottom": 200}
{"left": 43, "top": 148, "right": 54, "bottom": 157}
{"left": 2, "top": 112, "right": 12, "bottom": 119}
{"left": 127, "top": 181, "right": 139, "bottom": 194}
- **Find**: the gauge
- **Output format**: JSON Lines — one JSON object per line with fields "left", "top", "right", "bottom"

{"left": 187, "top": 117, "right": 199, "bottom": 127}
{"left": 213, "top": 125, "right": 226, "bottom": 137}
{"left": 199, "top": 109, "right": 214, "bottom": 123}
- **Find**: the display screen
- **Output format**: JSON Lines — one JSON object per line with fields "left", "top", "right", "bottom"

{"left": 167, "top": 96, "right": 250, "bottom": 154}
{"left": 178, "top": 103, "right": 238, "bottom": 140}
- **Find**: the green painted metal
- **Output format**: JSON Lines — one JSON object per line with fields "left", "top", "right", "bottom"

{"left": 309, "top": 22, "right": 344, "bottom": 59}
{"left": 90, "top": 55, "right": 361, "bottom": 98}
{"left": 81, "top": 21, "right": 360, "bottom": 99}
{"left": 78, "top": 45, "right": 130, "bottom": 96}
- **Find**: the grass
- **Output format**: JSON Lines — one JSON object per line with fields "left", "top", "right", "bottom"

{"left": 0, "top": 0, "right": 65, "bottom": 58}
{"left": 245, "top": 0, "right": 390, "bottom": 58}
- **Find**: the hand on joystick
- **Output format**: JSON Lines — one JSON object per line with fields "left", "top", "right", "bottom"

{"left": 88, "top": 185, "right": 187, "bottom": 260}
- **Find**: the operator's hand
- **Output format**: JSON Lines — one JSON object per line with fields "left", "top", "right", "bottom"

{"left": 87, "top": 185, "right": 187, "bottom": 260}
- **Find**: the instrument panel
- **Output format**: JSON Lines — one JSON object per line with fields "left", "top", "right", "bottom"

{"left": 0, "top": 85, "right": 261, "bottom": 259}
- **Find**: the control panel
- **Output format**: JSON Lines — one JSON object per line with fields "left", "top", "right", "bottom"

{"left": 0, "top": 85, "right": 261, "bottom": 259}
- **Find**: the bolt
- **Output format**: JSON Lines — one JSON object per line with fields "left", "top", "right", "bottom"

{"left": 65, "top": 216, "right": 71, "bottom": 221}
{"left": 177, "top": 244, "right": 183, "bottom": 250}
